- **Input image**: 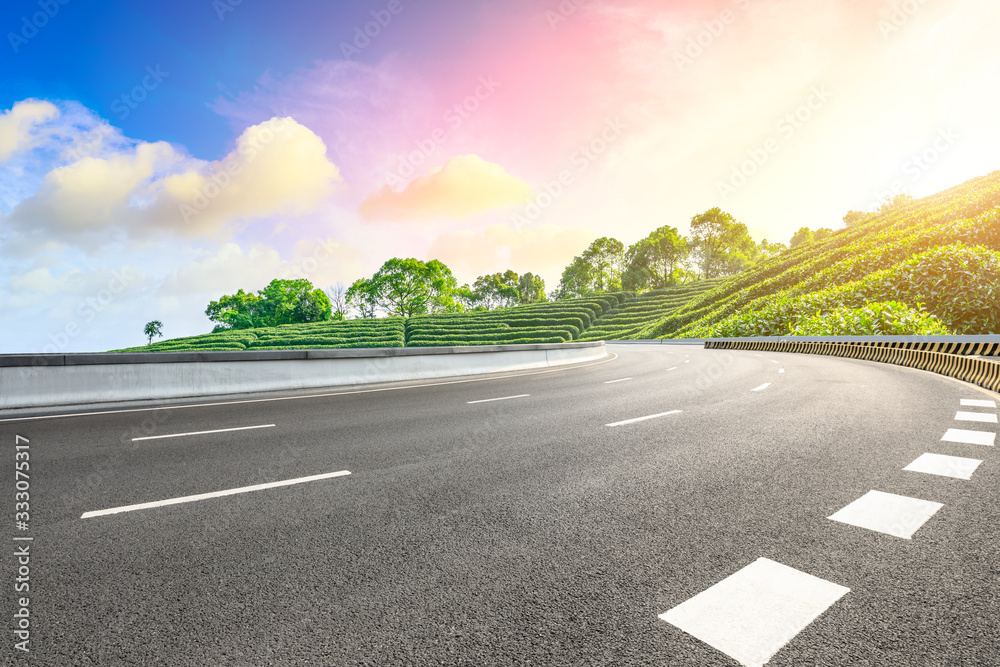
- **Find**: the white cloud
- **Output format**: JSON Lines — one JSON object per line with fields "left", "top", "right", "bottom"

{"left": 0, "top": 100, "right": 59, "bottom": 163}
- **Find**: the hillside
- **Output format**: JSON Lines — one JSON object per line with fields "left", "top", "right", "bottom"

{"left": 634, "top": 170, "right": 1000, "bottom": 339}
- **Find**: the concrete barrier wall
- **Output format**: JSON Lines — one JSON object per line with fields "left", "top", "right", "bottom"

{"left": 704, "top": 338, "right": 1000, "bottom": 394}
{"left": 0, "top": 342, "right": 607, "bottom": 410}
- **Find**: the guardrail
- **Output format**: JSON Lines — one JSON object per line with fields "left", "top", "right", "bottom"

{"left": 0, "top": 342, "right": 607, "bottom": 411}
{"left": 703, "top": 336, "right": 1000, "bottom": 394}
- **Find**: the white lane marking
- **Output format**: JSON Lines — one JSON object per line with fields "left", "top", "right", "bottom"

{"left": 131, "top": 424, "right": 275, "bottom": 442}
{"left": 942, "top": 428, "right": 996, "bottom": 446}
{"left": 961, "top": 399, "right": 997, "bottom": 408}
{"left": 466, "top": 394, "right": 530, "bottom": 404}
{"left": 684, "top": 360, "right": 690, "bottom": 363}
{"left": 904, "top": 453, "right": 982, "bottom": 480}
{"left": 778, "top": 369, "right": 785, "bottom": 374}
{"left": 605, "top": 410, "right": 681, "bottom": 427}
{"left": 954, "top": 411, "right": 998, "bottom": 424}
{"left": 0, "top": 353, "right": 620, "bottom": 424}
{"left": 81, "top": 470, "right": 351, "bottom": 519}
{"left": 603, "top": 378, "right": 633, "bottom": 384}
{"left": 667, "top": 367, "right": 678, "bottom": 371}
{"left": 660, "top": 558, "right": 849, "bottom": 667}
{"left": 751, "top": 383, "right": 772, "bottom": 392}
{"left": 828, "top": 490, "right": 943, "bottom": 539}
{"left": 771, "top": 360, "right": 780, "bottom": 364}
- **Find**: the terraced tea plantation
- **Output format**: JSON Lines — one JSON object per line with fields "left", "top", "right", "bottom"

{"left": 404, "top": 294, "right": 629, "bottom": 346}
{"left": 112, "top": 318, "right": 406, "bottom": 352}
{"left": 638, "top": 169, "right": 1000, "bottom": 338}
{"left": 576, "top": 279, "right": 725, "bottom": 341}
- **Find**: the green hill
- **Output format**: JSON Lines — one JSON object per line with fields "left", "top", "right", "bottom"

{"left": 637, "top": 170, "right": 1000, "bottom": 339}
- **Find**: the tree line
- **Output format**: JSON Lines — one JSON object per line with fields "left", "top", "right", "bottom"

{"left": 203, "top": 207, "right": 847, "bottom": 329}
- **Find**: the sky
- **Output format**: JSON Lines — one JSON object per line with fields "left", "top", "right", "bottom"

{"left": 1, "top": 0, "right": 999, "bottom": 353}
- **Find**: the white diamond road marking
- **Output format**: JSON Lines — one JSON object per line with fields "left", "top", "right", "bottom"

{"left": 903, "top": 453, "right": 982, "bottom": 480}
{"left": 828, "top": 490, "right": 943, "bottom": 539}
{"left": 961, "top": 399, "right": 997, "bottom": 408}
{"left": 659, "top": 558, "right": 849, "bottom": 667}
{"left": 954, "top": 411, "right": 998, "bottom": 423}
{"left": 941, "top": 428, "right": 996, "bottom": 447}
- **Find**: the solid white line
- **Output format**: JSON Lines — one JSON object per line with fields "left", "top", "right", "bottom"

{"left": 81, "top": 470, "right": 351, "bottom": 519}
{"left": 904, "top": 453, "right": 982, "bottom": 480}
{"left": 466, "top": 394, "right": 530, "bottom": 404}
{"left": 132, "top": 424, "right": 275, "bottom": 442}
{"left": 941, "top": 428, "right": 996, "bottom": 446}
{"left": 828, "top": 490, "right": 943, "bottom": 539}
{"left": 605, "top": 410, "right": 681, "bottom": 427}
{"left": 603, "top": 378, "right": 633, "bottom": 384}
{"left": 751, "top": 383, "right": 772, "bottom": 392}
{"left": 660, "top": 558, "right": 849, "bottom": 667}
{"left": 667, "top": 367, "right": 678, "bottom": 371}
{"left": 954, "top": 411, "right": 998, "bottom": 424}
{"left": 961, "top": 399, "right": 997, "bottom": 408}
{"left": 1, "top": 353, "right": 620, "bottom": 423}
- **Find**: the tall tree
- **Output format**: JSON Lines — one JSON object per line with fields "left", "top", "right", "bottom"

{"left": 625, "top": 225, "right": 689, "bottom": 290}
{"left": 516, "top": 272, "right": 546, "bottom": 305}
{"left": 327, "top": 281, "right": 348, "bottom": 320}
{"left": 345, "top": 278, "right": 379, "bottom": 319}
{"left": 357, "top": 258, "right": 461, "bottom": 317}
{"left": 554, "top": 256, "right": 594, "bottom": 299}
{"left": 789, "top": 227, "right": 814, "bottom": 248}
{"left": 206, "top": 279, "right": 331, "bottom": 330}
{"left": 689, "top": 208, "right": 757, "bottom": 279}
{"left": 582, "top": 237, "right": 625, "bottom": 291}
{"left": 472, "top": 270, "right": 520, "bottom": 309}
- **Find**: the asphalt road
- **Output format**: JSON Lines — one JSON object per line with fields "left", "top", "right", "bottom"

{"left": 3, "top": 344, "right": 999, "bottom": 666}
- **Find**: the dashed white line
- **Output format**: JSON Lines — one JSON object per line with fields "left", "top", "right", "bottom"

{"left": 131, "top": 424, "right": 275, "bottom": 442}
{"left": 961, "top": 399, "right": 997, "bottom": 408}
{"left": 81, "top": 470, "right": 352, "bottom": 519}
{"left": 605, "top": 410, "right": 681, "bottom": 427}
{"left": 771, "top": 360, "right": 780, "bottom": 364}
{"left": 954, "top": 411, "right": 998, "bottom": 424}
{"left": 828, "top": 490, "right": 943, "bottom": 539}
{"left": 751, "top": 383, "right": 772, "bottom": 392}
{"left": 466, "top": 394, "right": 530, "bottom": 404}
{"left": 660, "top": 558, "right": 849, "bottom": 667}
{"left": 941, "top": 428, "right": 996, "bottom": 446}
{"left": 778, "top": 369, "right": 785, "bottom": 374}
{"left": 603, "top": 378, "right": 633, "bottom": 384}
{"left": 667, "top": 367, "right": 678, "bottom": 371}
{"left": 904, "top": 453, "right": 982, "bottom": 480}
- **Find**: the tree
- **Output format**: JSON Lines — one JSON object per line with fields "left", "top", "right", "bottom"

{"left": 345, "top": 278, "right": 379, "bottom": 319}
{"left": 582, "top": 237, "right": 625, "bottom": 291}
{"left": 813, "top": 227, "right": 833, "bottom": 243}
{"left": 553, "top": 256, "right": 594, "bottom": 299}
{"left": 757, "top": 239, "right": 787, "bottom": 260}
{"left": 516, "top": 272, "right": 546, "bottom": 305}
{"left": 789, "top": 227, "right": 814, "bottom": 248}
{"left": 143, "top": 320, "right": 163, "bottom": 345}
{"left": 689, "top": 208, "right": 757, "bottom": 279}
{"left": 624, "top": 225, "right": 689, "bottom": 290}
{"left": 355, "top": 258, "right": 461, "bottom": 318}
{"left": 206, "top": 279, "right": 331, "bottom": 330}
{"left": 472, "top": 270, "right": 520, "bottom": 310}
{"left": 327, "top": 281, "right": 348, "bottom": 320}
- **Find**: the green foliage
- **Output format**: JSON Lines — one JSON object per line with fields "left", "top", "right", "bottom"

{"left": 789, "top": 302, "right": 950, "bottom": 336}
{"left": 206, "top": 279, "right": 331, "bottom": 330}
{"left": 143, "top": 320, "right": 164, "bottom": 345}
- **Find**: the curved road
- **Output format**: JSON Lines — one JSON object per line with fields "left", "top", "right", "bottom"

{"left": 4, "top": 344, "right": 999, "bottom": 665}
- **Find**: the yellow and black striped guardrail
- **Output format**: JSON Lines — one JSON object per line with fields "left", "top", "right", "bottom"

{"left": 704, "top": 338, "right": 1000, "bottom": 394}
